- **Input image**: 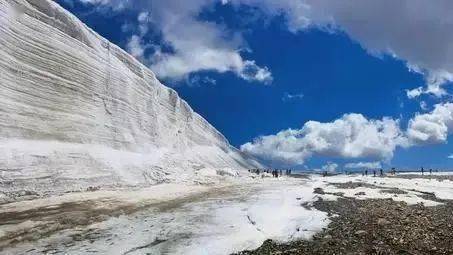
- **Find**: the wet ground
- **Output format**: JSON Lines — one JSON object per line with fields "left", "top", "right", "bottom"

{"left": 1, "top": 174, "right": 453, "bottom": 255}
{"left": 0, "top": 178, "right": 324, "bottom": 255}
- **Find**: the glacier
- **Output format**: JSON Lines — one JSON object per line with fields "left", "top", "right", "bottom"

{"left": 0, "top": 0, "right": 260, "bottom": 199}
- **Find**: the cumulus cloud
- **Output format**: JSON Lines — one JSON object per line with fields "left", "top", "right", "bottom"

{"left": 226, "top": 0, "right": 453, "bottom": 96}
{"left": 77, "top": 0, "right": 272, "bottom": 84}
{"left": 242, "top": 104, "right": 453, "bottom": 165}
{"left": 78, "top": 0, "right": 453, "bottom": 89}
{"left": 448, "top": 154, "right": 453, "bottom": 159}
{"left": 240, "top": 113, "right": 404, "bottom": 164}
{"left": 344, "top": 161, "right": 382, "bottom": 169}
{"left": 407, "top": 103, "right": 453, "bottom": 145}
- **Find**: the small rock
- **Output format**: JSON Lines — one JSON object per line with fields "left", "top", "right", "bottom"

{"left": 377, "top": 218, "right": 390, "bottom": 226}
{"left": 355, "top": 230, "right": 367, "bottom": 236}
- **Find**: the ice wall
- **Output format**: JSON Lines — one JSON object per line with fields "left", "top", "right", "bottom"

{"left": 0, "top": 0, "right": 260, "bottom": 196}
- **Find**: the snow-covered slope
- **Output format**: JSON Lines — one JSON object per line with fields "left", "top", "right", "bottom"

{"left": 0, "top": 0, "right": 260, "bottom": 196}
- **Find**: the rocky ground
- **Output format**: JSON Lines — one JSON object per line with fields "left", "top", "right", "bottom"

{"left": 388, "top": 174, "right": 453, "bottom": 181}
{"left": 237, "top": 180, "right": 453, "bottom": 255}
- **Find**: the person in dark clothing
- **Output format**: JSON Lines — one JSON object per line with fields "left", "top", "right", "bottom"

{"left": 421, "top": 167, "right": 424, "bottom": 176}
{"left": 429, "top": 168, "right": 432, "bottom": 175}
{"left": 380, "top": 169, "right": 383, "bottom": 177}
{"left": 373, "top": 170, "right": 376, "bottom": 177}
{"left": 365, "top": 170, "right": 368, "bottom": 176}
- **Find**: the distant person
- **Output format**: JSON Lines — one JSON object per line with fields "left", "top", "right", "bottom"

{"left": 380, "top": 169, "right": 383, "bottom": 177}
{"left": 373, "top": 170, "right": 376, "bottom": 177}
{"left": 365, "top": 170, "right": 368, "bottom": 176}
{"left": 421, "top": 167, "right": 424, "bottom": 176}
{"left": 429, "top": 168, "right": 432, "bottom": 175}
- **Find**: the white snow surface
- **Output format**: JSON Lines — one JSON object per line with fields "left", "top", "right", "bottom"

{"left": 1, "top": 177, "right": 330, "bottom": 255}
{"left": 312, "top": 174, "right": 453, "bottom": 206}
{"left": 397, "top": 171, "right": 453, "bottom": 176}
{"left": 1, "top": 174, "right": 453, "bottom": 254}
{"left": 0, "top": 0, "right": 261, "bottom": 196}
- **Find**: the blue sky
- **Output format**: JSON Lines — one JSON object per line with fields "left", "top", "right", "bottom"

{"left": 58, "top": 0, "right": 453, "bottom": 171}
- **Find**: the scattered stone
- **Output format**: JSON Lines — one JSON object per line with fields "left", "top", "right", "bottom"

{"left": 236, "top": 190, "right": 453, "bottom": 255}
{"left": 377, "top": 218, "right": 390, "bottom": 226}
{"left": 354, "top": 230, "right": 367, "bottom": 236}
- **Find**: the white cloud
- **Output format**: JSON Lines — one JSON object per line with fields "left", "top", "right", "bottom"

{"left": 448, "top": 154, "right": 453, "bottom": 159}
{"left": 78, "top": 0, "right": 272, "bottom": 84}
{"left": 344, "top": 161, "right": 381, "bottom": 169}
{"left": 226, "top": 0, "right": 453, "bottom": 96}
{"left": 420, "top": 101, "right": 428, "bottom": 111}
{"left": 241, "top": 113, "right": 404, "bottom": 164}
{"left": 406, "top": 87, "right": 423, "bottom": 99}
{"left": 78, "top": 0, "right": 128, "bottom": 11}
{"left": 78, "top": 0, "right": 453, "bottom": 89}
{"left": 407, "top": 103, "right": 453, "bottom": 145}
{"left": 406, "top": 71, "right": 451, "bottom": 98}
{"left": 322, "top": 162, "right": 338, "bottom": 173}
{"left": 282, "top": 92, "right": 304, "bottom": 102}
{"left": 187, "top": 75, "right": 217, "bottom": 87}
{"left": 242, "top": 104, "right": 453, "bottom": 165}
{"left": 125, "top": 35, "right": 148, "bottom": 59}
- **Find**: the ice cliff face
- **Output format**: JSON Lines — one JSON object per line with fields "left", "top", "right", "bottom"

{"left": 0, "top": 0, "right": 260, "bottom": 196}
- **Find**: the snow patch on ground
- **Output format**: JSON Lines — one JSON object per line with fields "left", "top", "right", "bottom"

{"left": 3, "top": 174, "right": 453, "bottom": 254}
{"left": 0, "top": 178, "right": 330, "bottom": 255}
{"left": 397, "top": 171, "right": 453, "bottom": 176}
{"left": 177, "top": 179, "right": 329, "bottom": 255}
{"left": 313, "top": 174, "right": 453, "bottom": 206}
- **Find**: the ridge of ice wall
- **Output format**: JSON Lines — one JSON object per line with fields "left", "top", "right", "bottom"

{"left": 0, "top": 0, "right": 261, "bottom": 196}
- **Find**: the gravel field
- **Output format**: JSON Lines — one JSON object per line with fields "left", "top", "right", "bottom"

{"left": 237, "top": 175, "right": 453, "bottom": 255}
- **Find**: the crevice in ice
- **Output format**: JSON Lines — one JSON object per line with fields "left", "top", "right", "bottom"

{"left": 122, "top": 238, "right": 167, "bottom": 255}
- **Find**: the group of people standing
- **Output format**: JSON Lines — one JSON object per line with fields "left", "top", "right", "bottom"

{"left": 360, "top": 167, "right": 436, "bottom": 177}
{"left": 420, "top": 167, "right": 436, "bottom": 175}
{"left": 248, "top": 168, "right": 292, "bottom": 178}
{"left": 362, "top": 169, "right": 386, "bottom": 177}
